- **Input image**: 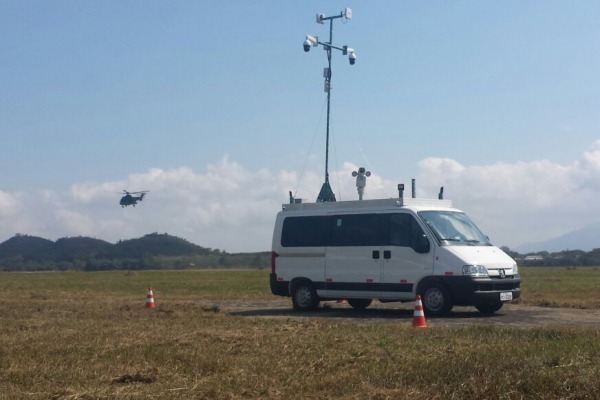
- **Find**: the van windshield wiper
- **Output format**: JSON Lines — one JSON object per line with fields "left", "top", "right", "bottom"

{"left": 441, "top": 238, "right": 481, "bottom": 245}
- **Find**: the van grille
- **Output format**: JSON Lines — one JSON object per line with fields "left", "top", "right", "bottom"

{"left": 477, "top": 280, "right": 520, "bottom": 292}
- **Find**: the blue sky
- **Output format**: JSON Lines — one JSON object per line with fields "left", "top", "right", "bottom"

{"left": 1, "top": 1, "right": 600, "bottom": 252}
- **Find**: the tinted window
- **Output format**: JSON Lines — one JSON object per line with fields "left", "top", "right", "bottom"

{"left": 329, "top": 214, "right": 383, "bottom": 246}
{"left": 388, "top": 213, "right": 426, "bottom": 249}
{"left": 281, "top": 216, "right": 328, "bottom": 247}
{"left": 281, "top": 213, "right": 426, "bottom": 248}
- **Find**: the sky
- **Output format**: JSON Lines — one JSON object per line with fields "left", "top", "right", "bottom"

{"left": 1, "top": 1, "right": 600, "bottom": 252}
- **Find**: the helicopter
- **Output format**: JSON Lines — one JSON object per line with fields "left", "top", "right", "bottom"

{"left": 119, "top": 190, "right": 149, "bottom": 207}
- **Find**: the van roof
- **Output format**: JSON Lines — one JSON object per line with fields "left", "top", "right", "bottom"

{"left": 282, "top": 197, "right": 455, "bottom": 212}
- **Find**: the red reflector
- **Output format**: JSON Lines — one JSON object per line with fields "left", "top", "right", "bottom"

{"left": 366, "top": 278, "right": 373, "bottom": 283}
{"left": 400, "top": 279, "right": 407, "bottom": 283}
{"left": 277, "top": 277, "right": 283, "bottom": 281}
{"left": 326, "top": 278, "right": 332, "bottom": 282}
{"left": 445, "top": 271, "right": 454, "bottom": 276}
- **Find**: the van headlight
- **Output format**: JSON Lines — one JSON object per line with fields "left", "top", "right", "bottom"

{"left": 512, "top": 263, "right": 519, "bottom": 274}
{"left": 462, "top": 265, "right": 489, "bottom": 277}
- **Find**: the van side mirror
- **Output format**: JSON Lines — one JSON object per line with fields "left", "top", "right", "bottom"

{"left": 414, "top": 235, "right": 430, "bottom": 254}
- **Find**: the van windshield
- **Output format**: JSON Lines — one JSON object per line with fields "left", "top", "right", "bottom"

{"left": 418, "top": 211, "right": 491, "bottom": 246}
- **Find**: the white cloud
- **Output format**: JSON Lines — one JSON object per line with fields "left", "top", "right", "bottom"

{"left": 577, "top": 139, "right": 600, "bottom": 188}
{"left": 415, "top": 141, "right": 600, "bottom": 248}
{"left": 0, "top": 191, "right": 18, "bottom": 218}
{"left": 2, "top": 144, "right": 600, "bottom": 252}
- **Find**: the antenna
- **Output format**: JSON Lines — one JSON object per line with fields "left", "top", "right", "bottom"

{"left": 303, "top": 8, "right": 357, "bottom": 202}
{"left": 398, "top": 184, "right": 405, "bottom": 199}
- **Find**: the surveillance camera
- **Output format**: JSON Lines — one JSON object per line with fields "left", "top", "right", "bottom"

{"left": 303, "top": 39, "right": 311, "bottom": 52}
{"left": 348, "top": 51, "right": 356, "bottom": 65}
{"left": 303, "top": 35, "right": 318, "bottom": 53}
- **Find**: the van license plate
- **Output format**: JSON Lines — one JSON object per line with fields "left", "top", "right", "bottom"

{"left": 500, "top": 292, "right": 513, "bottom": 301}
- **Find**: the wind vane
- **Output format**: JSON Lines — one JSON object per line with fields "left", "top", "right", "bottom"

{"left": 352, "top": 167, "right": 371, "bottom": 200}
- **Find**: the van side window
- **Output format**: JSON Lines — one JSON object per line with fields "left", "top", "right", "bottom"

{"left": 329, "top": 214, "right": 382, "bottom": 246}
{"left": 281, "top": 216, "right": 328, "bottom": 247}
{"left": 389, "top": 213, "right": 425, "bottom": 249}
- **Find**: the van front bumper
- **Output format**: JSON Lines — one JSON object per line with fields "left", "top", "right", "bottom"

{"left": 443, "top": 275, "right": 521, "bottom": 306}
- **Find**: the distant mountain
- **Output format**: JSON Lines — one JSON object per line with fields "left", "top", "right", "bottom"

{"left": 54, "top": 236, "right": 111, "bottom": 259}
{"left": 515, "top": 223, "right": 600, "bottom": 253}
{"left": 108, "top": 233, "right": 213, "bottom": 258}
{"left": 0, "top": 233, "right": 213, "bottom": 262}
{"left": 0, "top": 234, "right": 54, "bottom": 260}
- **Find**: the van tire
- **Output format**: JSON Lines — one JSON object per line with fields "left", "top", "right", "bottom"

{"left": 291, "top": 281, "right": 319, "bottom": 311}
{"left": 475, "top": 302, "right": 503, "bottom": 315}
{"left": 347, "top": 299, "right": 372, "bottom": 310}
{"left": 421, "top": 284, "right": 453, "bottom": 316}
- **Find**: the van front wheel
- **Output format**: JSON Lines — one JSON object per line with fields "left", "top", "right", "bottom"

{"left": 421, "top": 284, "right": 453, "bottom": 316}
{"left": 291, "top": 282, "right": 319, "bottom": 311}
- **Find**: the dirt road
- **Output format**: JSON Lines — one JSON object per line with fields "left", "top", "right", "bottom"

{"left": 202, "top": 299, "right": 600, "bottom": 328}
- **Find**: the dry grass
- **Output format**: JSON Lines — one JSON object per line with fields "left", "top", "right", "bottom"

{"left": 519, "top": 266, "right": 600, "bottom": 308}
{"left": 0, "top": 268, "right": 599, "bottom": 399}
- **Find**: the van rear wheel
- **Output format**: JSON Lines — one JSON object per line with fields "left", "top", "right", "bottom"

{"left": 421, "top": 284, "right": 453, "bottom": 316}
{"left": 291, "top": 282, "right": 319, "bottom": 311}
{"left": 347, "top": 299, "right": 372, "bottom": 310}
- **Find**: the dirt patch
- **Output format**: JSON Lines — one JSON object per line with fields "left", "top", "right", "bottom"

{"left": 112, "top": 372, "right": 156, "bottom": 385}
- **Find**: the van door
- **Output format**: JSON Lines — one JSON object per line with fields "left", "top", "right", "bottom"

{"left": 381, "top": 213, "right": 435, "bottom": 299}
{"left": 324, "top": 213, "right": 384, "bottom": 298}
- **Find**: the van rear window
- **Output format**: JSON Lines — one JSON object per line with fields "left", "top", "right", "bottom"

{"left": 281, "top": 216, "right": 328, "bottom": 247}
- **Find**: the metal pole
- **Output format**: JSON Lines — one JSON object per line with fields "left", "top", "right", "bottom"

{"left": 325, "top": 18, "right": 333, "bottom": 184}
{"left": 316, "top": 18, "right": 336, "bottom": 202}
{"left": 310, "top": 10, "right": 352, "bottom": 202}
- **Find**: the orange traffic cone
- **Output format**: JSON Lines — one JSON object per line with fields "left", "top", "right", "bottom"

{"left": 412, "top": 295, "right": 427, "bottom": 328}
{"left": 145, "top": 287, "right": 155, "bottom": 309}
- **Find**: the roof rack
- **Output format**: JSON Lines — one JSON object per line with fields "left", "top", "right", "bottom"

{"left": 283, "top": 197, "right": 452, "bottom": 211}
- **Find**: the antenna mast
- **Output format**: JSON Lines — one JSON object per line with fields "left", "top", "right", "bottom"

{"left": 303, "top": 8, "right": 356, "bottom": 202}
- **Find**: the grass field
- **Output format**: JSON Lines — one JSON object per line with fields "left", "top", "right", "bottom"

{"left": 518, "top": 266, "right": 600, "bottom": 309}
{"left": 1, "top": 267, "right": 599, "bottom": 399}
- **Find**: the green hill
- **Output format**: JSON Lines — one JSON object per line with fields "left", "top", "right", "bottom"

{"left": 0, "top": 233, "right": 268, "bottom": 271}
{"left": 0, "top": 234, "right": 55, "bottom": 260}
{"left": 108, "top": 233, "right": 212, "bottom": 258}
{"left": 54, "top": 236, "right": 112, "bottom": 260}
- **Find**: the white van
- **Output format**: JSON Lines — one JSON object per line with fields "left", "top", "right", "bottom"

{"left": 270, "top": 196, "right": 521, "bottom": 316}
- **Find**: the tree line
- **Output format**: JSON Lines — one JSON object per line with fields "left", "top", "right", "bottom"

{"left": 502, "top": 247, "right": 600, "bottom": 267}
